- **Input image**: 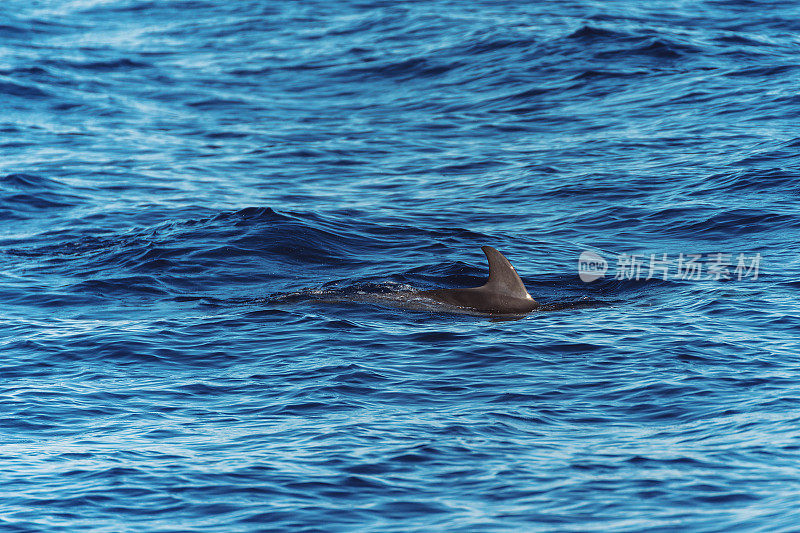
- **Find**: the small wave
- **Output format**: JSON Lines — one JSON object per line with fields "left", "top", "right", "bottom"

{"left": 636, "top": 206, "right": 798, "bottom": 239}
{"left": 0, "top": 66, "right": 50, "bottom": 77}
{"left": 187, "top": 98, "right": 250, "bottom": 109}
{"left": 700, "top": 168, "right": 799, "bottom": 192}
{"left": 596, "top": 38, "right": 700, "bottom": 60}
{"left": 0, "top": 174, "right": 84, "bottom": 220}
{"left": 1, "top": 173, "right": 62, "bottom": 189}
{"left": 0, "top": 79, "right": 50, "bottom": 98}
{"left": 0, "top": 23, "right": 28, "bottom": 37}
{"left": 76, "top": 0, "right": 162, "bottom": 15}
{"left": 2, "top": 193, "right": 75, "bottom": 210}
{"left": 723, "top": 64, "right": 797, "bottom": 78}
{"left": 675, "top": 208, "right": 799, "bottom": 236}
{"left": 713, "top": 33, "right": 770, "bottom": 46}
{"left": 7, "top": 206, "right": 431, "bottom": 300}
{"left": 55, "top": 58, "right": 152, "bottom": 72}
{"left": 336, "top": 55, "right": 460, "bottom": 81}
{"left": 461, "top": 35, "right": 538, "bottom": 55}
{"left": 566, "top": 25, "right": 628, "bottom": 41}
{"left": 70, "top": 276, "right": 170, "bottom": 296}
{"left": 569, "top": 68, "right": 648, "bottom": 81}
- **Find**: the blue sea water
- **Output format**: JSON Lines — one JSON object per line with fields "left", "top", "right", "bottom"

{"left": 2, "top": 0, "right": 800, "bottom": 530}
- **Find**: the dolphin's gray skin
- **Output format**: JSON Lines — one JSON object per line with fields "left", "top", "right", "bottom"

{"left": 418, "top": 246, "right": 540, "bottom": 315}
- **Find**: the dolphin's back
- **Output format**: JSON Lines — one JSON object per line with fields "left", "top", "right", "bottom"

{"left": 419, "top": 246, "right": 538, "bottom": 314}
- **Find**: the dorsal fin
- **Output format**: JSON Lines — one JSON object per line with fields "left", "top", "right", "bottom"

{"left": 480, "top": 246, "right": 532, "bottom": 299}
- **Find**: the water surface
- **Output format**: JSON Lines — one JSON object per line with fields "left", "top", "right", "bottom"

{"left": 2, "top": 0, "right": 800, "bottom": 531}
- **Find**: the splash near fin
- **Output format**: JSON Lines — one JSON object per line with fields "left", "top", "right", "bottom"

{"left": 481, "top": 246, "right": 532, "bottom": 299}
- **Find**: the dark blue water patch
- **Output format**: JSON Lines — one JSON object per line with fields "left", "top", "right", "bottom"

{"left": 0, "top": 79, "right": 50, "bottom": 98}
{"left": 698, "top": 167, "right": 800, "bottom": 193}
{"left": 628, "top": 38, "right": 702, "bottom": 59}
{"left": 660, "top": 208, "right": 799, "bottom": 237}
{"left": 75, "top": 0, "right": 192, "bottom": 15}
{"left": 187, "top": 97, "right": 250, "bottom": 110}
{"left": 459, "top": 34, "right": 539, "bottom": 56}
{"left": 569, "top": 67, "right": 650, "bottom": 82}
{"left": 0, "top": 14, "right": 82, "bottom": 40}
{"left": 0, "top": 66, "right": 51, "bottom": 77}
{"left": 557, "top": 26, "right": 702, "bottom": 66}
{"left": 566, "top": 25, "right": 628, "bottom": 41}
{"left": 0, "top": 23, "right": 28, "bottom": 37}
{"left": 335, "top": 55, "right": 464, "bottom": 82}
{"left": 55, "top": 58, "right": 153, "bottom": 72}
{"left": 70, "top": 276, "right": 171, "bottom": 297}
{"left": 1, "top": 172, "right": 63, "bottom": 189}
{"left": 0, "top": 173, "right": 86, "bottom": 220}
{"left": 723, "top": 63, "right": 799, "bottom": 78}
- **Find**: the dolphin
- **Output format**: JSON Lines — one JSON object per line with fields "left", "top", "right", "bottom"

{"left": 266, "top": 245, "right": 607, "bottom": 316}
{"left": 418, "top": 246, "right": 540, "bottom": 315}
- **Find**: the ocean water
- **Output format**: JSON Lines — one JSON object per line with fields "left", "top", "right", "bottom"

{"left": 2, "top": 0, "right": 800, "bottom": 531}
